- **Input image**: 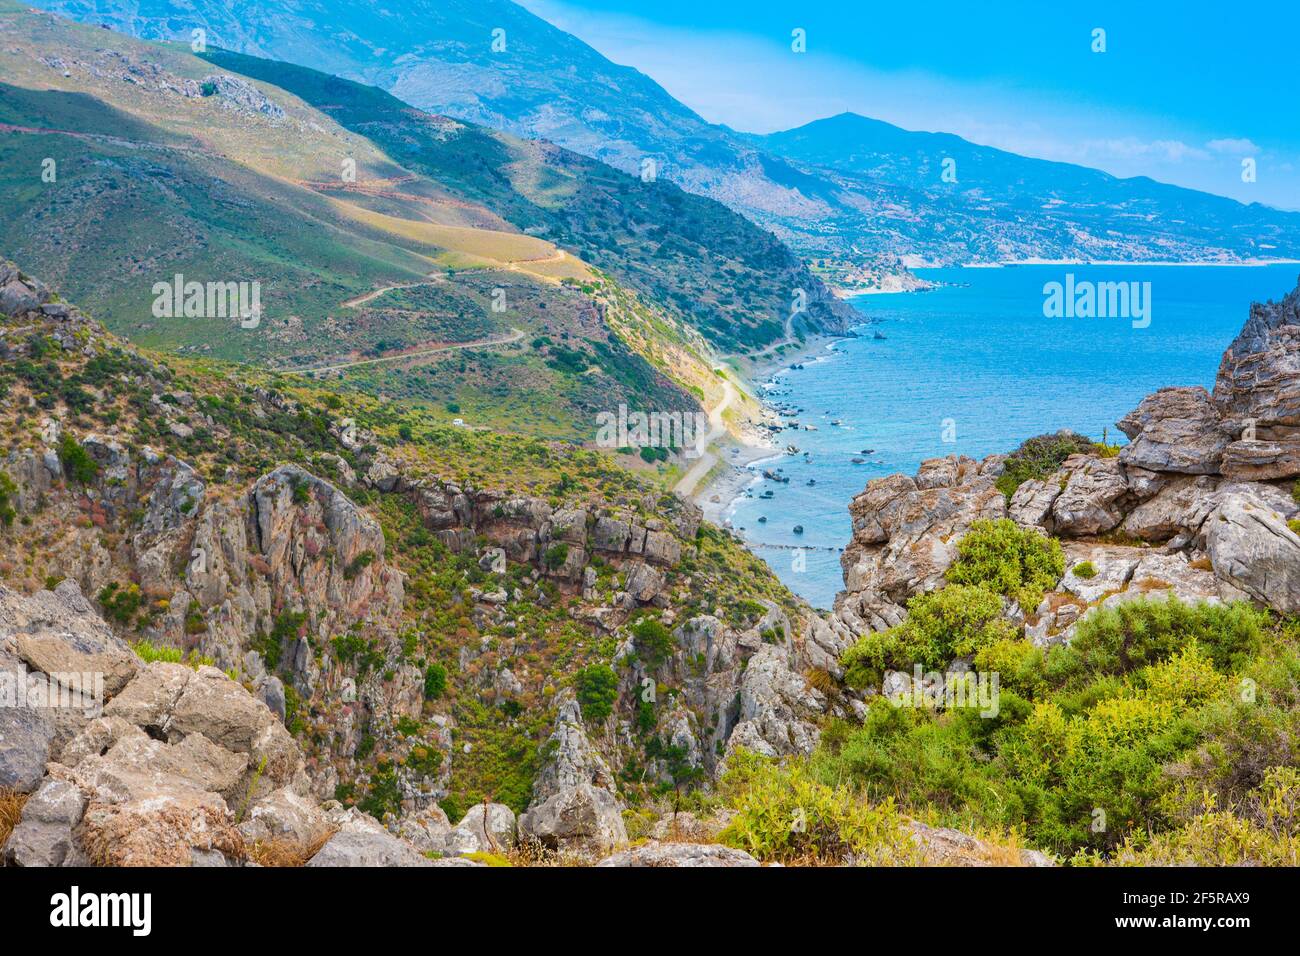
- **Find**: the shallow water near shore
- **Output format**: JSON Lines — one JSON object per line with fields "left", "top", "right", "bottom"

{"left": 727, "top": 263, "right": 1300, "bottom": 610}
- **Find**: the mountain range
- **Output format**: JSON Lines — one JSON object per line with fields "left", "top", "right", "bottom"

{"left": 1, "top": 0, "right": 853, "bottom": 446}
{"left": 31, "top": 0, "right": 1300, "bottom": 293}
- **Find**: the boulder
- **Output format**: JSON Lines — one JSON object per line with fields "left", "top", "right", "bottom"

{"left": 80, "top": 790, "right": 245, "bottom": 867}
{"left": 1205, "top": 491, "right": 1300, "bottom": 613}
{"left": 909, "top": 821, "right": 1054, "bottom": 867}
{"left": 0, "top": 652, "right": 56, "bottom": 793}
{"left": 623, "top": 561, "right": 665, "bottom": 603}
{"left": 517, "top": 691, "right": 627, "bottom": 856}
{"left": 238, "top": 786, "right": 330, "bottom": 849}
{"left": 596, "top": 841, "right": 761, "bottom": 867}
{"left": 1121, "top": 475, "right": 1219, "bottom": 542}
{"left": 518, "top": 783, "right": 627, "bottom": 858}
{"left": 390, "top": 806, "right": 452, "bottom": 854}
{"left": 1049, "top": 455, "right": 1129, "bottom": 535}
{"left": 1117, "top": 386, "right": 1232, "bottom": 474}
{"left": 443, "top": 802, "right": 516, "bottom": 855}
{"left": 1058, "top": 546, "right": 1140, "bottom": 604}
{"left": 307, "top": 810, "right": 432, "bottom": 867}
{"left": 2, "top": 777, "right": 85, "bottom": 866}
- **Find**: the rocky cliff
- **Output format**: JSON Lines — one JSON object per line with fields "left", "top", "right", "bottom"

{"left": 838, "top": 276, "right": 1300, "bottom": 664}
{"left": 0, "top": 259, "right": 850, "bottom": 866}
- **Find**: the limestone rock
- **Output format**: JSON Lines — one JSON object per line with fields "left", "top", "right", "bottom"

{"left": 1117, "top": 386, "right": 1231, "bottom": 474}
{"left": 838, "top": 455, "right": 1005, "bottom": 628}
{"left": 596, "top": 841, "right": 761, "bottom": 867}
{"left": 725, "top": 645, "right": 823, "bottom": 759}
{"left": 1205, "top": 491, "right": 1300, "bottom": 613}
{"left": 910, "top": 821, "right": 1054, "bottom": 867}
{"left": 443, "top": 802, "right": 516, "bottom": 855}
{"left": 307, "top": 809, "right": 432, "bottom": 867}
{"left": 1049, "top": 455, "right": 1129, "bottom": 535}
{"left": 518, "top": 783, "right": 627, "bottom": 858}
{"left": 2, "top": 777, "right": 85, "bottom": 866}
{"left": 0, "top": 696, "right": 54, "bottom": 793}
{"left": 1212, "top": 280, "right": 1300, "bottom": 480}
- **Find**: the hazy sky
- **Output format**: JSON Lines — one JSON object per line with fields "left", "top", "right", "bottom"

{"left": 519, "top": 0, "right": 1300, "bottom": 211}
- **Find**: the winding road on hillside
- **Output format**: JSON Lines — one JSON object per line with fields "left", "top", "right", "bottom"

{"left": 674, "top": 374, "right": 739, "bottom": 496}
{"left": 279, "top": 327, "right": 525, "bottom": 375}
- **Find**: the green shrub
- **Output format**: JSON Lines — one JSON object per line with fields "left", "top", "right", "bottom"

{"left": 1049, "top": 597, "right": 1268, "bottom": 685}
{"left": 343, "top": 550, "right": 376, "bottom": 580}
{"left": 841, "top": 584, "right": 1017, "bottom": 689}
{"left": 718, "top": 749, "right": 919, "bottom": 864}
{"left": 1072, "top": 560, "right": 1097, "bottom": 580}
{"left": 423, "top": 663, "right": 447, "bottom": 700}
{"left": 995, "top": 431, "right": 1098, "bottom": 501}
{"left": 98, "top": 582, "right": 143, "bottom": 627}
{"left": 946, "top": 519, "right": 1064, "bottom": 609}
{"left": 574, "top": 663, "right": 618, "bottom": 724}
{"left": 58, "top": 434, "right": 99, "bottom": 484}
{"left": 543, "top": 543, "right": 569, "bottom": 570}
{"left": 0, "top": 472, "right": 16, "bottom": 528}
{"left": 630, "top": 617, "right": 675, "bottom": 669}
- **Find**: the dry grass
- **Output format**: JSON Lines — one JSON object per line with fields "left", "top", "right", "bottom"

{"left": 247, "top": 828, "right": 336, "bottom": 867}
{"left": 503, "top": 836, "right": 594, "bottom": 868}
{"left": 0, "top": 789, "right": 29, "bottom": 848}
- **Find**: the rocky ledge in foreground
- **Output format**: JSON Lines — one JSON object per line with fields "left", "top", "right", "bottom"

{"left": 837, "top": 276, "right": 1300, "bottom": 644}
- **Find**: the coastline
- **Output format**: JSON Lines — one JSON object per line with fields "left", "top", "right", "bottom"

{"left": 685, "top": 255, "right": 1300, "bottom": 527}
{"left": 690, "top": 329, "right": 861, "bottom": 526}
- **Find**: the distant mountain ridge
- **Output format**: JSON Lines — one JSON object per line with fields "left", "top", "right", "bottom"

{"left": 751, "top": 112, "right": 1300, "bottom": 265}
{"left": 29, "top": 0, "right": 1300, "bottom": 289}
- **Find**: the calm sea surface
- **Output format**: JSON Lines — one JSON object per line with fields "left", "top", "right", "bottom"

{"left": 726, "top": 264, "right": 1300, "bottom": 609}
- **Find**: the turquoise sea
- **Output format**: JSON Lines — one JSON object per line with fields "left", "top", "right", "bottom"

{"left": 726, "top": 264, "right": 1300, "bottom": 610}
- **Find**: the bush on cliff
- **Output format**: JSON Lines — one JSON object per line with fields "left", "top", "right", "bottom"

{"left": 841, "top": 584, "right": 1017, "bottom": 689}
{"left": 995, "top": 430, "right": 1099, "bottom": 501}
{"left": 946, "top": 518, "right": 1064, "bottom": 609}
{"left": 718, "top": 749, "right": 919, "bottom": 865}
{"left": 828, "top": 597, "right": 1294, "bottom": 858}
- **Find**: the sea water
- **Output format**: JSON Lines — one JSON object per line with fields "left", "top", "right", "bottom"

{"left": 726, "top": 264, "right": 1300, "bottom": 610}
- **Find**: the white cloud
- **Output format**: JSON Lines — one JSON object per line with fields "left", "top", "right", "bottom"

{"left": 1207, "top": 137, "right": 1260, "bottom": 155}
{"left": 1078, "top": 138, "right": 1210, "bottom": 163}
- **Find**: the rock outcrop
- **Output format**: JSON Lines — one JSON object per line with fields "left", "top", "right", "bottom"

{"left": 838, "top": 455, "right": 1006, "bottom": 631}
{"left": 837, "top": 277, "right": 1300, "bottom": 636}
{"left": 518, "top": 691, "right": 627, "bottom": 857}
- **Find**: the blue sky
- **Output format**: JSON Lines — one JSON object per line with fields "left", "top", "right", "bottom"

{"left": 520, "top": 0, "right": 1300, "bottom": 210}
